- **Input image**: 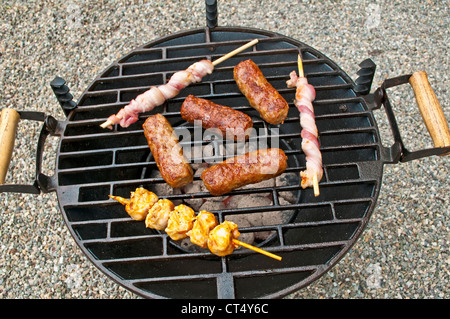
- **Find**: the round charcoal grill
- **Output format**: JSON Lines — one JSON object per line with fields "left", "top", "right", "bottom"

{"left": 1, "top": 2, "right": 448, "bottom": 299}
{"left": 59, "top": 28, "right": 384, "bottom": 299}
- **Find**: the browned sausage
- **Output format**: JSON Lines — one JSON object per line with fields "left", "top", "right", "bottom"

{"left": 234, "top": 59, "right": 289, "bottom": 125}
{"left": 143, "top": 113, "right": 193, "bottom": 188}
{"left": 200, "top": 148, "right": 288, "bottom": 196}
{"left": 181, "top": 95, "right": 253, "bottom": 141}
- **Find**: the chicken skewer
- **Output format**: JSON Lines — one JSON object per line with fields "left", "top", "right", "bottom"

{"left": 110, "top": 188, "right": 282, "bottom": 261}
{"left": 206, "top": 220, "right": 240, "bottom": 257}
{"left": 286, "top": 54, "right": 322, "bottom": 197}
{"left": 186, "top": 210, "right": 218, "bottom": 248}
{"left": 100, "top": 39, "right": 259, "bottom": 129}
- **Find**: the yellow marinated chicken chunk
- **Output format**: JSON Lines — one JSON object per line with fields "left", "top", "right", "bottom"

{"left": 187, "top": 211, "right": 218, "bottom": 248}
{"left": 145, "top": 199, "right": 175, "bottom": 230}
{"left": 109, "top": 187, "right": 158, "bottom": 221}
{"left": 207, "top": 221, "right": 240, "bottom": 257}
{"left": 165, "top": 204, "right": 196, "bottom": 241}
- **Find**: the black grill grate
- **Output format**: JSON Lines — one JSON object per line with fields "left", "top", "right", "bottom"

{"left": 55, "top": 27, "right": 383, "bottom": 298}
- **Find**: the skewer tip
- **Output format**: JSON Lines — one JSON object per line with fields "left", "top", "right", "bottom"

{"left": 297, "top": 54, "right": 304, "bottom": 78}
{"left": 212, "top": 38, "right": 259, "bottom": 66}
{"left": 100, "top": 121, "right": 113, "bottom": 129}
{"left": 109, "top": 194, "right": 130, "bottom": 205}
{"left": 313, "top": 172, "right": 320, "bottom": 197}
{"left": 233, "top": 239, "right": 282, "bottom": 261}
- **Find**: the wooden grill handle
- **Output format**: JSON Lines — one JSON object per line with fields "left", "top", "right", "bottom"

{"left": 0, "top": 108, "right": 20, "bottom": 184}
{"left": 409, "top": 71, "right": 450, "bottom": 152}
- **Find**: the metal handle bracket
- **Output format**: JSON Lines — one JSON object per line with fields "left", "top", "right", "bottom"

{"left": 368, "top": 74, "right": 450, "bottom": 163}
{"left": 0, "top": 110, "right": 61, "bottom": 194}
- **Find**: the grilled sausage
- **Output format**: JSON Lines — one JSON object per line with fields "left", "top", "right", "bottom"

{"left": 200, "top": 148, "right": 288, "bottom": 196}
{"left": 234, "top": 59, "right": 289, "bottom": 125}
{"left": 181, "top": 95, "right": 253, "bottom": 141}
{"left": 143, "top": 113, "right": 193, "bottom": 188}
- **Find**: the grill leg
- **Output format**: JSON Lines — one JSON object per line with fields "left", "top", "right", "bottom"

{"left": 216, "top": 273, "right": 235, "bottom": 299}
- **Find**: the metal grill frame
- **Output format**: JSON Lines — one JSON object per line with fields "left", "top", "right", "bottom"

{"left": 51, "top": 26, "right": 384, "bottom": 299}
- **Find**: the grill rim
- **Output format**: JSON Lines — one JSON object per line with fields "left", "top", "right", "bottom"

{"left": 54, "top": 25, "right": 385, "bottom": 299}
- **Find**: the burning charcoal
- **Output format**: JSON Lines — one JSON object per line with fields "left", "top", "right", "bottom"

{"left": 202, "top": 143, "right": 215, "bottom": 159}
{"left": 271, "top": 197, "right": 295, "bottom": 226}
{"left": 190, "top": 163, "right": 207, "bottom": 172}
{"left": 224, "top": 195, "right": 273, "bottom": 244}
{"left": 177, "top": 237, "right": 204, "bottom": 253}
{"left": 224, "top": 215, "right": 255, "bottom": 244}
{"left": 278, "top": 191, "right": 297, "bottom": 204}
{"left": 276, "top": 172, "right": 299, "bottom": 203}
{"left": 278, "top": 197, "right": 295, "bottom": 214}
{"left": 148, "top": 170, "right": 183, "bottom": 204}
{"left": 226, "top": 194, "right": 272, "bottom": 209}
{"left": 199, "top": 200, "right": 226, "bottom": 212}
{"left": 181, "top": 181, "right": 205, "bottom": 211}
{"left": 240, "top": 177, "right": 275, "bottom": 189}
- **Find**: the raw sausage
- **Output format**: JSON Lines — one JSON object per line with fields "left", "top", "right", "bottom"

{"left": 181, "top": 95, "right": 253, "bottom": 141}
{"left": 234, "top": 59, "right": 289, "bottom": 125}
{"left": 200, "top": 148, "right": 288, "bottom": 196}
{"left": 143, "top": 113, "right": 193, "bottom": 188}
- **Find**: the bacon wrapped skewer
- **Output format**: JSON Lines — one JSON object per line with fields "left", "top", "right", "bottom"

{"left": 101, "top": 60, "right": 214, "bottom": 129}
{"left": 100, "top": 39, "right": 259, "bottom": 129}
{"left": 286, "top": 55, "right": 322, "bottom": 196}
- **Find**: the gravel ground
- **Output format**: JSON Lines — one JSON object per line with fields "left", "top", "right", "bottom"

{"left": 0, "top": 0, "right": 448, "bottom": 299}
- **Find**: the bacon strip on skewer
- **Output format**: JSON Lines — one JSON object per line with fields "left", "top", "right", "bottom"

{"left": 109, "top": 188, "right": 282, "bottom": 261}
{"left": 100, "top": 39, "right": 259, "bottom": 129}
{"left": 286, "top": 54, "right": 322, "bottom": 196}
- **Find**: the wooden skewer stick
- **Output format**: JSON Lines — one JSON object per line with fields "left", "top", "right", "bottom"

{"left": 313, "top": 172, "right": 320, "bottom": 197}
{"left": 297, "top": 54, "right": 304, "bottom": 78}
{"left": 100, "top": 39, "right": 259, "bottom": 129}
{"left": 212, "top": 39, "right": 259, "bottom": 66}
{"left": 298, "top": 54, "right": 320, "bottom": 197}
{"left": 233, "top": 239, "right": 282, "bottom": 261}
{"left": 100, "top": 119, "right": 116, "bottom": 129}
